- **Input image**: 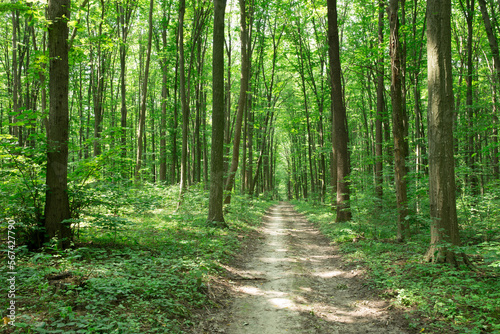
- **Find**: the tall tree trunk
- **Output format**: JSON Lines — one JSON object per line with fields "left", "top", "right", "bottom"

{"left": 11, "top": 10, "right": 20, "bottom": 144}
{"left": 159, "top": 14, "right": 168, "bottom": 181}
{"left": 224, "top": 0, "right": 252, "bottom": 204}
{"left": 461, "top": 0, "right": 479, "bottom": 194}
{"left": 478, "top": 0, "right": 500, "bottom": 178}
{"left": 413, "top": 0, "right": 428, "bottom": 213}
{"left": 178, "top": 0, "right": 189, "bottom": 197}
{"left": 118, "top": 0, "right": 135, "bottom": 162}
{"left": 327, "top": 0, "right": 351, "bottom": 222}
{"left": 45, "top": 0, "right": 71, "bottom": 249}
{"left": 171, "top": 55, "right": 180, "bottom": 183}
{"left": 425, "top": 0, "right": 467, "bottom": 265}
{"left": 375, "top": 0, "right": 384, "bottom": 201}
{"left": 93, "top": 1, "right": 107, "bottom": 157}
{"left": 389, "top": 0, "right": 409, "bottom": 241}
{"left": 207, "top": 0, "right": 227, "bottom": 225}
{"left": 134, "top": 0, "right": 154, "bottom": 179}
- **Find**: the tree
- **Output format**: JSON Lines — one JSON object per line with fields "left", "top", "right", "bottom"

{"left": 44, "top": 0, "right": 71, "bottom": 248}
{"left": 224, "top": 0, "right": 252, "bottom": 204}
{"left": 327, "top": 0, "right": 351, "bottom": 222}
{"left": 389, "top": 0, "right": 409, "bottom": 240}
{"left": 178, "top": 0, "right": 189, "bottom": 197}
{"left": 375, "top": 0, "right": 384, "bottom": 201}
{"left": 117, "top": 0, "right": 136, "bottom": 161}
{"left": 478, "top": 0, "right": 500, "bottom": 178}
{"left": 134, "top": 0, "right": 154, "bottom": 179}
{"left": 425, "top": 0, "right": 467, "bottom": 265}
{"left": 207, "top": 0, "right": 227, "bottom": 225}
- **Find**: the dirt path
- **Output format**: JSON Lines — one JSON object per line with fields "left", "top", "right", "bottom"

{"left": 193, "top": 203, "right": 410, "bottom": 333}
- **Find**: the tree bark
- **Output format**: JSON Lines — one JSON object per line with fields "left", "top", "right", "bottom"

{"left": 478, "top": 0, "right": 500, "bottom": 178}
{"left": 134, "top": 0, "right": 154, "bottom": 180}
{"left": 389, "top": 0, "right": 409, "bottom": 241}
{"left": 178, "top": 0, "right": 189, "bottom": 197}
{"left": 425, "top": 0, "right": 466, "bottom": 265}
{"left": 117, "top": 0, "right": 136, "bottom": 161}
{"left": 45, "top": 0, "right": 72, "bottom": 249}
{"left": 224, "top": 0, "right": 252, "bottom": 204}
{"left": 207, "top": 0, "right": 227, "bottom": 225}
{"left": 375, "top": 0, "right": 385, "bottom": 201}
{"left": 327, "top": 0, "right": 351, "bottom": 222}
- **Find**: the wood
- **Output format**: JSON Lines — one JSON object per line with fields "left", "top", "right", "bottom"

{"left": 207, "top": 0, "right": 227, "bottom": 225}
{"left": 327, "top": 0, "right": 351, "bottom": 222}
{"left": 425, "top": 0, "right": 466, "bottom": 265}
{"left": 389, "top": 0, "right": 409, "bottom": 240}
{"left": 45, "top": 0, "right": 72, "bottom": 249}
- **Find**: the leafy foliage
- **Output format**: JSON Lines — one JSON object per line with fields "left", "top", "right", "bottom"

{"left": 0, "top": 184, "right": 272, "bottom": 333}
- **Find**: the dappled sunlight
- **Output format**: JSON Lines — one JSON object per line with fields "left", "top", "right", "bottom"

{"left": 313, "top": 270, "right": 344, "bottom": 278}
{"left": 226, "top": 203, "right": 403, "bottom": 333}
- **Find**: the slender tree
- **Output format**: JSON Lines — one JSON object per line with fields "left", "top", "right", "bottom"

{"left": 45, "top": 0, "right": 71, "bottom": 249}
{"left": 134, "top": 0, "right": 154, "bottom": 179}
{"left": 478, "top": 0, "right": 500, "bottom": 178}
{"left": 207, "top": 0, "right": 227, "bottom": 225}
{"left": 375, "top": 0, "right": 385, "bottom": 201}
{"left": 425, "top": 0, "right": 467, "bottom": 265}
{"left": 389, "top": 0, "right": 409, "bottom": 240}
{"left": 327, "top": 0, "right": 351, "bottom": 222}
{"left": 224, "top": 0, "right": 251, "bottom": 204}
{"left": 117, "top": 0, "right": 136, "bottom": 161}
{"left": 178, "top": 0, "right": 189, "bottom": 198}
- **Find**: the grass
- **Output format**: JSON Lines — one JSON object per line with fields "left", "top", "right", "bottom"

{"left": 0, "top": 183, "right": 273, "bottom": 333}
{"left": 293, "top": 196, "right": 500, "bottom": 334}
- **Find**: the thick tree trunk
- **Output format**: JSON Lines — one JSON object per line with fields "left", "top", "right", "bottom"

{"left": 425, "top": 0, "right": 466, "bottom": 265}
{"left": 207, "top": 0, "right": 227, "bottom": 225}
{"left": 45, "top": 0, "right": 72, "bottom": 249}
{"left": 327, "top": 0, "right": 351, "bottom": 222}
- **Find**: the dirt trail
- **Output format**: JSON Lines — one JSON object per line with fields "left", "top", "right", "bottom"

{"left": 194, "top": 203, "right": 410, "bottom": 334}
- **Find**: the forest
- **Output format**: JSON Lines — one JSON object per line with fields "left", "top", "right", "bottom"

{"left": 0, "top": 0, "right": 500, "bottom": 332}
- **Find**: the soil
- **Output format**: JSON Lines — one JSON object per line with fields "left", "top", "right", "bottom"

{"left": 190, "top": 202, "right": 413, "bottom": 334}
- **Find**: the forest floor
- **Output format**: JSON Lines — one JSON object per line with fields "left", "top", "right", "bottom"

{"left": 189, "top": 202, "right": 411, "bottom": 334}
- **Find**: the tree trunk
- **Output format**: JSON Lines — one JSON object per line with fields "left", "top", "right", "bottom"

{"left": 178, "top": 0, "right": 189, "bottom": 197}
{"left": 45, "top": 0, "right": 72, "bottom": 249}
{"left": 461, "top": 0, "right": 479, "bottom": 194}
{"left": 134, "top": 0, "right": 154, "bottom": 180}
{"left": 11, "top": 10, "right": 20, "bottom": 144}
{"left": 327, "top": 0, "right": 351, "bottom": 222}
{"left": 224, "top": 0, "right": 252, "bottom": 204}
{"left": 207, "top": 0, "right": 227, "bottom": 225}
{"left": 159, "top": 16, "right": 168, "bottom": 181}
{"left": 389, "top": 0, "right": 409, "bottom": 241}
{"left": 118, "top": 0, "right": 135, "bottom": 161}
{"left": 375, "top": 0, "right": 384, "bottom": 201}
{"left": 425, "top": 0, "right": 466, "bottom": 265}
{"left": 478, "top": 0, "right": 500, "bottom": 178}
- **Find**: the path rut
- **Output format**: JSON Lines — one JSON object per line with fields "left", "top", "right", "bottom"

{"left": 195, "top": 202, "right": 410, "bottom": 334}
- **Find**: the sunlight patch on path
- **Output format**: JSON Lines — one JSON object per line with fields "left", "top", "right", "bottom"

{"left": 226, "top": 203, "right": 407, "bottom": 334}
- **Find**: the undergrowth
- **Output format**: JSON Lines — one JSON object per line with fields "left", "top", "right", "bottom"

{"left": 0, "top": 183, "right": 272, "bottom": 333}
{"left": 293, "top": 193, "right": 500, "bottom": 334}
